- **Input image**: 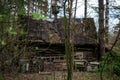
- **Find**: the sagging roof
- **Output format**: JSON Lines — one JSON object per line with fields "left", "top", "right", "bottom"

{"left": 19, "top": 15, "right": 97, "bottom": 45}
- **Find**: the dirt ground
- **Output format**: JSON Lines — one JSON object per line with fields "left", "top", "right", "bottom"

{"left": 2, "top": 71, "right": 113, "bottom": 80}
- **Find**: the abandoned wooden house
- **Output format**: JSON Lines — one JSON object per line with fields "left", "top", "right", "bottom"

{"left": 18, "top": 15, "right": 100, "bottom": 72}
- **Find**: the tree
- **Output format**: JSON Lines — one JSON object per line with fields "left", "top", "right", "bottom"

{"left": 105, "top": 0, "right": 109, "bottom": 44}
{"left": 0, "top": 0, "right": 26, "bottom": 73}
{"left": 84, "top": 0, "right": 87, "bottom": 18}
{"left": 63, "top": 0, "right": 74, "bottom": 80}
{"left": 98, "top": 0, "right": 105, "bottom": 57}
{"left": 99, "top": 0, "right": 105, "bottom": 79}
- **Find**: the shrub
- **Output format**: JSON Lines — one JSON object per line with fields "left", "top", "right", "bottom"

{"left": 100, "top": 51, "right": 120, "bottom": 78}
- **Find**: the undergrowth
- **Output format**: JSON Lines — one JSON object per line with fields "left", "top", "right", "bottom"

{"left": 100, "top": 51, "right": 120, "bottom": 79}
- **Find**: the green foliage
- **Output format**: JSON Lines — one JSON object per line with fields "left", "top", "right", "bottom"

{"left": 92, "top": 68, "right": 99, "bottom": 72}
{"left": 16, "top": 0, "right": 26, "bottom": 15}
{"left": 49, "top": 34, "right": 54, "bottom": 38}
{"left": 0, "top": 75, "right": 5, "bottom": 80}
{"left": 1, "top": 40, "right": 6, "bottom": 46}
{"left": 9, "top": 31, "right": 17, "bottom": 35}
{"left": 0, "top": 14, "right": 3, "bottom": 22}
{"left": 0, "top": 14, "right": 9, "bottom": 22}
{"left": 19, "top": 28, "right": 25, "bottom": 35}
{"left": 0, "top": 38, "right": 6, "bottom": 46}
{"left": 118, "top": 45, "right": 120, "bottom": 49}
{"left": 32, "top": 12, "right": 47, "bottom": 20}
{"left": 100, "top": 51, "right": 120, "bottom": 77}
{"left": 35, "top": 46, "right": 39, "bottom": 50}
{"left": 6, "top": 27, "right": 17, "bottom": 35}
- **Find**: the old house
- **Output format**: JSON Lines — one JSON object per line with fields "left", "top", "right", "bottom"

{"left": 18, "top": 15, "right": 99, "bottom": 72}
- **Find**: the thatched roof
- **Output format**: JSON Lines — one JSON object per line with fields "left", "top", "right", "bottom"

{"left": 19, "top": 16, "right": 97, "bottom": 45}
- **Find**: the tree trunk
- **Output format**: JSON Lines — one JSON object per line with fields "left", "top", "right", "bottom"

{"left": 84, "top": 0, "right": 87, "bottom": 18}
{"left": 68, "top": 0, "right": 74, "bottom": 80}
{"left": 63, "top": 0, "right": 73, "bottom": 80}
{"left": 105, "top": 0, "right": 109, "bottom": 44}
{"left": 98, "top": 0, "right": 105, "bottom": 57}
{"left": 99, "top": 0, "right": 105, "bottom": 79}
{"left": 28, "top": 0, "right": 30, "bottom": 16}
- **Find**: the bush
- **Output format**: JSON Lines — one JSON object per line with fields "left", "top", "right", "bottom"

{"left": 100, "top": 51, "right": 120, "bottom": 77}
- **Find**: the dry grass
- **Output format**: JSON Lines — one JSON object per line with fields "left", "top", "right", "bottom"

{"left": 4, "top": 72, "right": 111, "bottom": 80}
